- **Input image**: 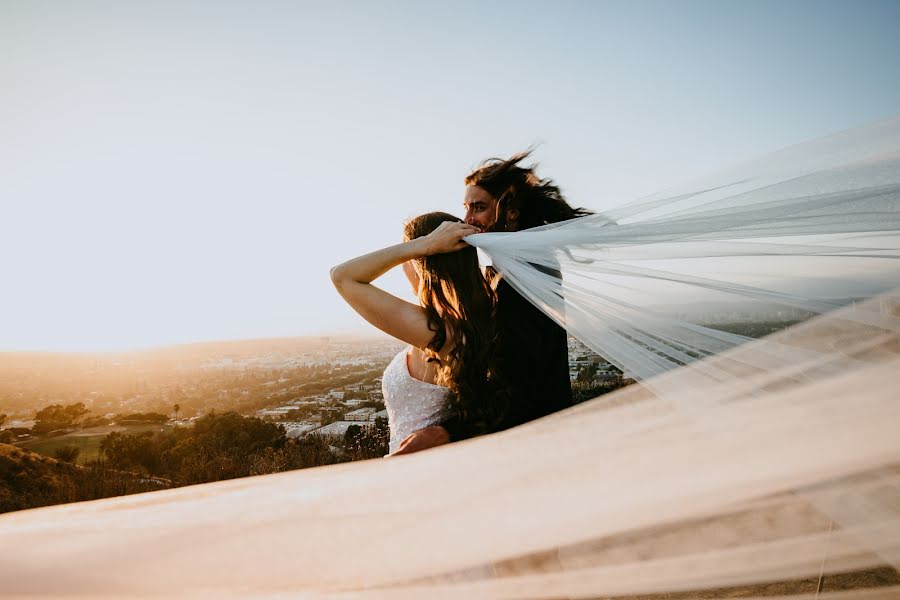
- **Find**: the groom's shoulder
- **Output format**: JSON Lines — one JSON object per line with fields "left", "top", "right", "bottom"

{"left": 495, "top": 281, "right": 544, "bottom": 325}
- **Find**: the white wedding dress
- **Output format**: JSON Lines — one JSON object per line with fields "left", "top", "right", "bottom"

{"left": 381, "top": 346, "right": 451, "bottom": 454}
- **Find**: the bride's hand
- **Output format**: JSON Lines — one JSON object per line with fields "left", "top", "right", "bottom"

{"left": 420, "top": 221, "right": 480, "bottom": 256}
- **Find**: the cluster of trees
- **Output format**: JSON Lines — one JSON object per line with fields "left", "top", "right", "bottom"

{"left": 97, "top": 411, "right": 388, "bottom": 486}
{"left": 99, "top": 412, "right": 289, "bottom": 484}
{"left": 31, "top": 402, "right": 91, "bottom": 433}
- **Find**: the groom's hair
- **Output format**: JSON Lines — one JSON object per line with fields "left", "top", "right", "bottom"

{"left": 404, "top": 212, "right": 509, "bottom": 433}
{"left": 465, "top": 149, "right": 592, "bottom": 230}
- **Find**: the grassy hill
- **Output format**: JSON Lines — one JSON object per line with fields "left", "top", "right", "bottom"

{"left": 0, "top": 443, "right": 81, "bottom": 513}
{"left": 0, "top": 443, "right": 168, "bottom": 514}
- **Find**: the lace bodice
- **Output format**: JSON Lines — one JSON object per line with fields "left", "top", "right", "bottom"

{"left": 382, "top": 347, "right": 451, "bottom": 454}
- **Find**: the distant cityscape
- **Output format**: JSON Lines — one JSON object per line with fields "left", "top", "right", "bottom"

{"left": 0, "top": 335, "right": 621, "bottom": 450}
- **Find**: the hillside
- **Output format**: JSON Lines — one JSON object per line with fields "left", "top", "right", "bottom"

{"left": 0, "top": 443, "right": 167, "bottom": 514}
{"left": 0, "top": 443, "right": 80, "bottom": 513}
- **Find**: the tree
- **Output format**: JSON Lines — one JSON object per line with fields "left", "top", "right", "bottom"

{"left": 117, "top": 412, "right": 168, "bottom": 424}
{"left": 81, "top": 414, "right": 111, "bottom": 428}
{"left": 100, "top": 431, "right": 160, "bottom": 473}
{"left": 576, "top": 363, "right": 599, "bottom": 383}
{"left": 0, "top": 413, "right": 7, "bottom": 427}
{"left": 54, "top": 445, "right": 81, "bottom": 463}
{"left": 188, "top": 412, "right": 285, "bottom": 458}
{"left": 342, "top": 424, "right": 363, "bottom": 446}
{"left": 343, "top": 418, "right": 389, "bottom": 460}
{"left": 173, "top": 404, "right": 180, "bottom": 420}
{"left": 33, "top": 403, "right": 90, "bottom": 434}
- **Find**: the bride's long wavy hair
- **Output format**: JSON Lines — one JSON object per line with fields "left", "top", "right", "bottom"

{"left": 404, "top": 212, "right": 507, "bottom": 433}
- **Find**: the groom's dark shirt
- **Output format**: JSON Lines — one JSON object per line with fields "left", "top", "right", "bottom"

{"left": 492, "top": 273, "right": 572, "bottom": 432}
{"left": 442, "top": 270, "right": 572, "bottom": 440}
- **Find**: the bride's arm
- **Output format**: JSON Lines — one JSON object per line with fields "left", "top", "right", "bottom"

{"left": 330, "top": 221, "right": 478, "bottom": 350}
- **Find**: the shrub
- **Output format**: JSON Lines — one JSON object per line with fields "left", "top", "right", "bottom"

{"left": 54, "top": 446, "right": 81, "bottom": 463}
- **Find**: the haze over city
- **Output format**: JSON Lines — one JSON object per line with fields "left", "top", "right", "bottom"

{"left": 3, "top": 0, "right": 899, "bottom": 351}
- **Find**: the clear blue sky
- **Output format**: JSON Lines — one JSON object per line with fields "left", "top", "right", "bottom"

{"left": 2, "top": 0, "right": 899, "bottom": 351}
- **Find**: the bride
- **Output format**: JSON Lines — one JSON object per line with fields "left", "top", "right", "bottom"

{"left": 330, "top": 212, "right": 504, "bottom": 454}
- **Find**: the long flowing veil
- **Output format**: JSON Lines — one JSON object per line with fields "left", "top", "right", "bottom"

{"left": 467, "top": 116, "right": 900, "bottom": 393}
{"left": 1, "top": 118, "right": 899, "bottom": 599}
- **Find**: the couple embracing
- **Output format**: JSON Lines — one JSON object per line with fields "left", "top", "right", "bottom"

{"left": 331, "top": 151, "right": 591, "bottom": 455}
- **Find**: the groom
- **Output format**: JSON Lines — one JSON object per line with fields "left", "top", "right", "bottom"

{"left": 393, "top": 151, "right": 592, "bottom": 454}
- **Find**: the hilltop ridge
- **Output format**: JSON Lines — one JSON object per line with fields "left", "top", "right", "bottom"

{"left": 0, "top": 443, "right": 80, "bottom": 513}
{"left": 0, "top": 443, "right": 166, "bottom": 514}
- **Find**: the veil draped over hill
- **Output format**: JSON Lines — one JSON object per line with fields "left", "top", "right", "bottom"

{"left": 1, "top": 118, "right": 899, "bottom": 599}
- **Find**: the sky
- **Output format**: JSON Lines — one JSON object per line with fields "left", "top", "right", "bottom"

{"left": 2, "top": 0, "right": 899, "bottom": 352}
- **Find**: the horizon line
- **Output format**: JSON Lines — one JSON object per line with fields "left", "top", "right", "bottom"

{"left": 0, "top": 331, "right": 398, "bottom": 357}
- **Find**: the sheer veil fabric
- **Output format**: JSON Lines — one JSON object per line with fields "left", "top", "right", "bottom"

{"left": 466, "top": 116, "right": 900, "bottom": 393}
{"left": 1, "top": 118, "right": 899, "bottom": 599}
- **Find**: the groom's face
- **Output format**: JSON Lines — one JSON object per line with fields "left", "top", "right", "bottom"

{"left": 463, "top": 185, "right": 501, "bottom": 233}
